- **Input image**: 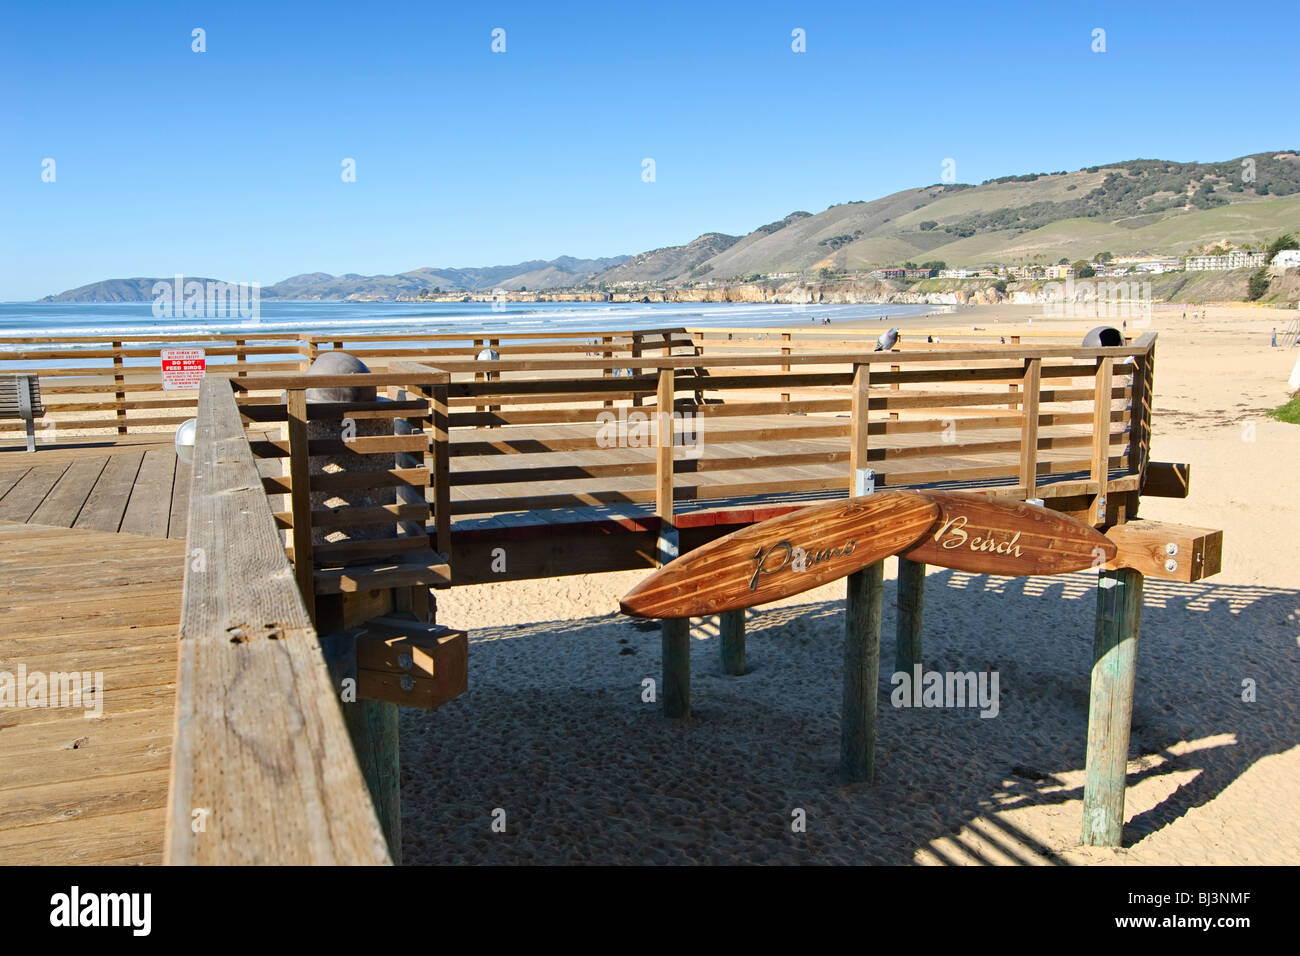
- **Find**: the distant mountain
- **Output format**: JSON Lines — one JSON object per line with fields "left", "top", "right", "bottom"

{"left": 41, "top": 151, "right": 1300, "bottom": 301}
{"left": 40, "top": 255, "right": 631, "bottom": 302}
{"left": 44, "top": 277, "right": 228, "bottom": 303}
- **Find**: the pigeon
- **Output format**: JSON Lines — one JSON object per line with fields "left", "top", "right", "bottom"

{"left": 874, "top": 327, "right": 900, "bottom": 351}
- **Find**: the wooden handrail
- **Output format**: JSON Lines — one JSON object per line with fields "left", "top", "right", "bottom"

{"left": 166, "top": 376, "right": 391, "bottom": 865}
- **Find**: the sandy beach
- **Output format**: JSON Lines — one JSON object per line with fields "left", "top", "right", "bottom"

{"left": 402, "top": 303, "right": 1300, "bottom": 865}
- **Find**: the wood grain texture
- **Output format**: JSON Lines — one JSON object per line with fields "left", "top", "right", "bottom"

{"left": 1082, "top": 567, "right": 1143, "bottom": 847}
{"left": 166, "top": 378, "right": 391, "bottom": 865}
{"left": 898, "top": 490, "right": 1117, "bottom": 576}
{"left": 620, "top": 492, "right": 939, "bottom": 618}
{"left": 841, "top": 561, "right": 884, "bottom": 784}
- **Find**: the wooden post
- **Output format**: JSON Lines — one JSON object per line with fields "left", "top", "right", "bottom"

{"left": 286, "top": 387, "right": 316, "bottom": 624}
{"left": 656, "top": 367, "right": 688, "bottom": 717}
{"left": 430, "top": 379, "right": 452, "bottom": 563}
{"left": 1127, "top": 338, "right": 1155, "bottom": 480}
{"left": 1018, "top": 358, "right": 1041, "bottom": 500}
{"left": 631, "top": 331, "right": 643, "bottom": 407}
{"left": 780, "top": 332, "right": 791, "bottom": 402}
{"left": 842, "top": 560, "right": 884, "bottom": 783}
{"left": 112, "top": 340, "right": 126, "bottom": 435}
{"left": 719, "top": 609, "right": 745, "bottom": 675}
{"left": 1082, "top": 567, "right": 1143, "bottom": 847}
{"left": 895, "top": 557, "right": 925, "bottom": 674}
{"left": 348, "top": 700, "right": 400, "bottom": 862}
{"left": 842, "top": 360, "right": 881, "bottom": 782}
{"left": 235, "top": 338, "right": 247, "bottom": 377}
{"left": 889, "top": 363, "right": 900, "bottom": 420}
{"left": 318, "top": 627, "right": 401, "bottom": 863}
{"left": 1089, "top": 357, "right": 1114, "bottom": 525}
{"left": 602, "top": 336, "right": 614, "bottom": 408}
{"left": 850, "top": 363, "right": 870, "bottom": 482}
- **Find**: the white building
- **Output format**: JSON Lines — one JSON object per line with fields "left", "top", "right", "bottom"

{"left": 1271, "top": 249, "right": 1300, "bottom": 269}
{"left": 1184, "top": 251, "right": 1266, "bottom": 271}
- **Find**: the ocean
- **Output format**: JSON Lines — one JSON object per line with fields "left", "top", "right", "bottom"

{"left": 0, "top": 300, "right": 942, "bottom": 341}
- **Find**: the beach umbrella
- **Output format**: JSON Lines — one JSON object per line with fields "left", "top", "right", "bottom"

{"left": 874, "top": 327, "right": 900, "bottom": 351}
{"left": 476, "top": 347, "right": 500, "bottom": 362}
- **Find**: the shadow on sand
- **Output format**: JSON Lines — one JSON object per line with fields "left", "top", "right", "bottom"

{"left": 400, "top": 568, "right": 1298, "bottom": 865}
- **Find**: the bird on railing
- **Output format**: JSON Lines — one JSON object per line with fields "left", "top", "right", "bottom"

{"left": 875, "top": 327, "right": 900, "bottom": 351}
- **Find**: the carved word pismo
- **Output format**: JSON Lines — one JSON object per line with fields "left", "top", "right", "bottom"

{"left": 750, "top": 539, "right": 856, "bottom": 590}
{"left": 934, "top": 514, "right": 1023, "bottom": 557}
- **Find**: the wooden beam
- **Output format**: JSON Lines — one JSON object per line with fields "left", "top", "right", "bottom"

{"left": 1105, "top": 520, "right": 1222, "bottom": 582}
{"left": 1082, "top": 567, "right": 1143, "bottom": 847}
{"left": 167, "top": 378, "right": 391, "bottom": 865}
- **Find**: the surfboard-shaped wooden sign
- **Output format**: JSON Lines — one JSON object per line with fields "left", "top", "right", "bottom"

{"left": 898, "top": 490, "right": 1116, "bottom": 575}
{"left": 619, "top": 492, "right": 940, "bottom": 618}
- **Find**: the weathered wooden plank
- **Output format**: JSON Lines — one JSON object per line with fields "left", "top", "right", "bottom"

{"left": 168, "top": 457, "right": 192, "bottom": 539}
{"left": 28, "top": 457, "right": 108, "bottom": 527}
{"left": 0, "top": 463, "right": 70, "bottom": 522}
{"left": 119, "top": 448, "right": 177, "bottom": 537}
{"left": 167, "top": 377, "right": 391, "bottom": 865}
{"left": 0, "top": 467, "right": 30, "bottom": 501}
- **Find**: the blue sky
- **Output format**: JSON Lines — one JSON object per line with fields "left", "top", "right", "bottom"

{"left": 2, "top": 0, "right": 1296, "bottom": 300}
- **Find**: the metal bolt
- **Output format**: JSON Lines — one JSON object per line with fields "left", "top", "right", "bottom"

{"left": 400, "top": 674, "right": 415, "bottom": 692}
{"left": 1165, "top": 542, "right": 1179, "bottom": 556}
{"left": 1164, "top": 558, "right": 1178, "bottom": 573}
{"left": 398, "top": 653, "right": 413, "bottom": 671}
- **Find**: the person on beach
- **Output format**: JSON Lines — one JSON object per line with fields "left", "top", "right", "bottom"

{"left": 1272, "top": 328, "right": 1278, "bottom": 347}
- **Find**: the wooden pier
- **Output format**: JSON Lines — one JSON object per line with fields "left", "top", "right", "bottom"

{"left": 0, "top": 325, "right": 1225, "bottom": 864}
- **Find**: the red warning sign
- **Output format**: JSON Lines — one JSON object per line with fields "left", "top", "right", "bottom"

{"left": 161, "top": 348, "right": 206, "bottom": 390}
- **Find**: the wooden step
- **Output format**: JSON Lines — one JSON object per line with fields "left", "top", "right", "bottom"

{"left": 313, "top": 559, "right": 451, "bottom": 594}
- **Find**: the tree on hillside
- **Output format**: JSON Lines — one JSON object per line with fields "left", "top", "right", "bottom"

{"left": 1266, "top": 233, "right": 1299, "bottom": 262}
{"left": 1094, "top": 251, "right": 1113, "bottom": 262}
{"left": 919, "top": 220, "right": 937, "bottom": 230}
{"left": 1247, "top": 268, "right": 1271, "bottom": 301}
{"left": 1058, "top": 257, "right": 1070, "bottom": 265}
{"left": 1072, "top": 260, "right": 1096, "bottom": 278}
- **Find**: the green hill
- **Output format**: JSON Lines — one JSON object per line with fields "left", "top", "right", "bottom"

{"left": 592, "top": 151, "right": 1300, "bottom": 284}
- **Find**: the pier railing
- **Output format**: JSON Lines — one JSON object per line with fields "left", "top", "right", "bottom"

{"left": 167, "top": 374, "right": 392, "bottom": 864}
{"left": 0, "top": 324, "right": 1109, "bottom": 444}
{"left": 205, "top": 335, "right": 1157, "bottom": 586}
{"left": 0, "top": 328, "right": 684, "bottom": 442}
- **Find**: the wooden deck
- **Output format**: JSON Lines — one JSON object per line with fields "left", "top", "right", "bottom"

{"left": 0, "top": 436, "right": 191, "bottom": 538}
{"left": 0, "top": 522, "right": 184, "bottom": 865}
